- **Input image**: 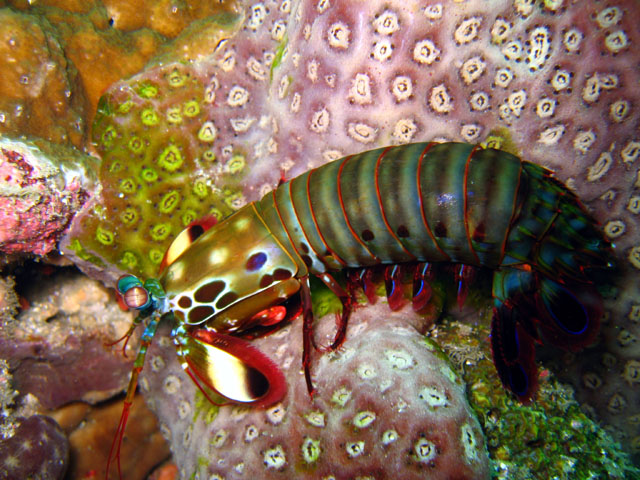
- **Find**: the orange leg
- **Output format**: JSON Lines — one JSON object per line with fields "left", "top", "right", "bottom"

{"left": 106, "top": 311, "right": 161, "bottom": 480}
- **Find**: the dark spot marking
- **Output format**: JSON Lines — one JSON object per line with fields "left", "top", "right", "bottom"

{"left": 361, "top": 229, "right": 374, "bottom": 241}
{"left": 301, "top": 255, "right": 313, "bottom": 267}
{"left": 246, "top": 366, "right": 269, "bottom": 398}
{"left": 216, "top": 291, "right": 239, "bottom": 310}
{"left": 472, "top": 223, "right": 485, "bottom": 242}
{"left": 273, "top": 268, "right": 293, "bottom": 280}
{"left": 177, "top": 296, "right": 192, "bottom": 308}
{"left": 396, "top": 225, "right": 409, "bottom": 237}
{"left": 189, "top": 305, "right": 214, "bottom": 323}
{"left": 194, "top": 280, "right": 225, "bottom": 303}
{"left": 299, "top": 242, "right": 309, "bottom": 254}
{"left": 434, "top": 221, "right": 447, "bottom": 237}
{"left": 188, "top": 224, "right": 205, "bottom": 242}
{"left": 246, "top": 252, "right": 268, "bottom": 272}
{"left": 260, "top": 274, "right": 274, "bottom": 288}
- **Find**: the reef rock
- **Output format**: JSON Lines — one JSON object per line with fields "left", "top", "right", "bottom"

{"left": 0, "top": 268, "right": 135, "bottom": 409}
{"left": 141, "top": 303, "right": 490, "bottom": 479}
{"left": 0, "top": 136, "right": 97, "bottom": 259}
{"left": 0, "top": 415, "right": 69, "bottom": 480}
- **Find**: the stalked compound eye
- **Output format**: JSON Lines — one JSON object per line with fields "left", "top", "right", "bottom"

{"left": 123, "top": 286, "right": 151, "bottom": 310}
{"left": 116, "top": 275, "right": 152, "bottom": 310}
{"left": 117, "top": 274, "right": 143, "bottom": 295}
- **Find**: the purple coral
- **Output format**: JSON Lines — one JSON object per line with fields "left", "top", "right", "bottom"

{"left": 0, "top": 415, "right": 69, "bottom": 480}
{"left": 67, "top": 0, "right": 640, "bottom": 462}
{"left": 0, "top": 269, "right": 135, "bottom": 410}
{"left": 141, "top": 303, "right": 490, "bottom": 479}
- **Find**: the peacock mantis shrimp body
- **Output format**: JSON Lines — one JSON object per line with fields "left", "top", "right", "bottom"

{"left": 107, "top": 141, "right": 614, "bottom": 477}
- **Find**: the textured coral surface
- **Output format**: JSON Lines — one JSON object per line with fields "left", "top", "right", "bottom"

{"left": 0, "top": 136, "right": 98, "bottom": 257}
{"left": 0, "top": 8, "right": 85, "bottom": 146}
{"left": 0, "top": 415, "right": 69, "bottom": 480}
{"left": 0, "top": 268, "right": 135, "bottom": 409}
{"left": 142, "top": 303, "right": 490, "bottom": 479}
{"left": 63, "top": 0, "right": 640, "bottom": 459}
{"left": 0, "top": 2, "right": 176, "bottom": 147}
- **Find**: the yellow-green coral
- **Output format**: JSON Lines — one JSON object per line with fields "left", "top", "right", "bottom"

{"left": 69, "top": 63, "right": 248, "bottom": 278}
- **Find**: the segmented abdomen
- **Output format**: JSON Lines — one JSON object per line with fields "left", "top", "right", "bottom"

{"left": 255, "top": 142, "right": 601, "bottom": 279}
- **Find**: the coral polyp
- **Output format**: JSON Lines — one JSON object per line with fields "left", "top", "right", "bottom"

{"left": 74, "top": 61, "right": 253, "bottom": 277}
{"left": 51, "top": 0, "right": 640, "bottom": 472}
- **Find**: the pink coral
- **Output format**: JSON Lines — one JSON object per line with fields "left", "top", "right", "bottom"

{"left": 141, "top": 303, "right": 490, "bottom": 479}
{"left": 65, "top": 0, "right": 640, "bottom": 461}
{"left": 0, "top": 137, "right": 97, "bottom": 257}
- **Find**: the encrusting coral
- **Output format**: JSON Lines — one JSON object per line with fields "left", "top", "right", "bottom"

{"left": 0, "top": 136, "right": 98, "bottom": 258}
{"left": 141, "top": 303, "right": 490, "bottom": 479}
{"left": 0, "top": 8, "right": 85, "bottom": 146}
{"left": 62, "top": 0, "right": 640, "bottom": 461}
{"left": 0, "top": 414, "right": 69, "bottom": 480}
{"left": 0, "top": 0, "right": 638, "bottom": 476}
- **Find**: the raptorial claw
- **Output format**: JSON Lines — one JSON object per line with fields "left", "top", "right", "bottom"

{"left": 180, "top": 329, "right": 286, "bottom": 407}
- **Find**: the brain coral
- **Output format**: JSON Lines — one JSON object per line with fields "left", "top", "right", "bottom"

{"left": 141, "top": 303, "right": 490, "bottom": 479}
{"left": 63, "top": 0, "right": 640, "bottom": 460}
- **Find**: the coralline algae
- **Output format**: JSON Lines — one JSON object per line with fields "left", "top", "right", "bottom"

{"left": 0, "top": 136, "right": 98, "bottom": 258}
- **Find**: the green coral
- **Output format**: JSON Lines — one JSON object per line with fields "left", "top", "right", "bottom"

{"left": 157, "top": 144, "right": 184, "bottom": 172}
{"left": 140, "top": 108, "right": 160, "bottom": 126}
{"left": 70, "top": 62, "right": 247, "bottom": 278}
{"left": 270, "top": 35, "right": 288, "bottom": 81}
{"left": 434, "top": 315, "right": 640, "bottom": 480}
